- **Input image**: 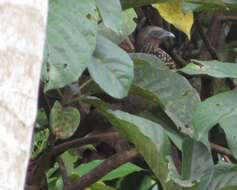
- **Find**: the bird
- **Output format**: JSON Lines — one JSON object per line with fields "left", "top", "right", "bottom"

{"left": 135, "top": 26, "right": 176, "bottom": 69}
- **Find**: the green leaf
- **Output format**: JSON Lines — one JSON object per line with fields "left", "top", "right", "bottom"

{"left": 43, "top": 0, "right": 97, "bottom": 91}
{"left": 50, "top": 101, "right": 80, "bottom": 139}
{"left": 76, "top": 160, "right": 143, "bottom": 181}
{"left": 209, "top": 163, "right": 237, "bottom": 190}
{"left": 121, "top": 8, "right": 137, "bottom": 40}
{"left": 31, "top": 129, "right": 50, "bottom": 159}
{"left": 89, "top": 182, "right": 117, "bottom": 190}
{"left": 140, "top": 108, "right": 184, "bottom": 150}
{"left": 193, "top": 90, "right": 237, "bottom": 141}
{"left": 166, "top": 138, "right": 213, "bottom": 188}
{"left": 219, "top": 113, "right": 237, "bottom": 159}
{"left": 102, "top": 162, "right": 143, "bottom": 181}
{"left": 138, "top": 176, "right": 157, "bottom": 190}
{"left": 60, "top": 151, "right": 78, "bottom": 175}
{"left": 131, "top": 53, "right": 200, "bottom": 135}
{"left": 98, "top": 8, "right": 137, "bottom": 44}
{"left": 181, "top": 138, "right": 213, "bottom": 181}
{"left": 197, "top": 163, "right": 237, "bottom": 190}
{"left": 88, "top": 35, "right": 134, "bottom": 99}
{"left": 96, "top": 0, "right": 122, "bottom": 34}
{"left": 36, "top": 108, "right": 48, "bottom": 127}
{"left": 47, "top": 177, "right": 64, "bottom": 190}
{"left": 55, "top": 177, "right": 64, "bottom": 190}
{"left": 179, "top": 60, "right": 237, "bottom": 78}
{"left": 102, "top": 109, "right": 181, "bottom": 190}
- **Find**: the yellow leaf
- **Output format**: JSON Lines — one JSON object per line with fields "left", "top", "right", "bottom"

{"left": 154, "top": 0, "right": 193, "bottom": 40}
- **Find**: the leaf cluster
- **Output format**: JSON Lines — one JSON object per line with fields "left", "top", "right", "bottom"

{"left": 27, "top": 0, "right": 237, "bottom": 190}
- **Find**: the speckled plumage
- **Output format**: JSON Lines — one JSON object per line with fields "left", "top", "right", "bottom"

{"left": 136, "top": 26, "right": 176, "bottom": 69}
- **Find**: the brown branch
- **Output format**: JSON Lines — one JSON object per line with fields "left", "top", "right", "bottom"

{"left": 170, "top": 50, "right": 187, "bottom": 67}
{"left": 198, "top": 13, "right": 225, "bottom": 100}
{"left": 52, "top": 132, "right": 120, "bottom": 157}
{"left": 67, "top": 148, "right": 139, "bottom": 190}
{"left": 196, "top": 18, "right": 221, "bottom": 61}
{"left": 210, "top": 143, "right": 233, "bottom": 157}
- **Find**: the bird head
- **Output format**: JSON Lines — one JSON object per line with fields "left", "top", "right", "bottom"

{"left": 149, "top": 27, "right": 175, "bottom": 42}
{"left": 136, "top": 26, "right": 175, "bottom": 51}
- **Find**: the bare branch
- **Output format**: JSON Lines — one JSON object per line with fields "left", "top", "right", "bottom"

{"left": 67, "top": 148, "right": 139, "bottom": 190}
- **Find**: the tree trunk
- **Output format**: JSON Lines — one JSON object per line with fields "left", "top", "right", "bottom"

{"left": 0, "top": 1, "right": 48, "bottom": 190}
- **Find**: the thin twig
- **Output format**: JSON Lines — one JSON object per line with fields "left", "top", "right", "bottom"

{"left": 79, "top": 78, "right": 93, "bottom": 91}
{"left": 67, "top": 148, "right": 139, "bottom": 190}
{"left": 52, "top": 132, "right": 120, "bottom": 157}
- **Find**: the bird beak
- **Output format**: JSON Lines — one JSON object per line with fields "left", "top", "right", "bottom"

{"left": 159, "top": 31, "right": 175, "bottom": 40}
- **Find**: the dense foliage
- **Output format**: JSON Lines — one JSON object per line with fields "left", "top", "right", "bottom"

{"left": 27, "top": 0, "right": 237, "bottom": 190}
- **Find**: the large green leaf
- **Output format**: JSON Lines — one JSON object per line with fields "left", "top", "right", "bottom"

{"left": 181, "top": 138, "right": 213, "bottom": 182}
{"left": 219, "top": 113, "right": 237, "bottom": 159}
{"left": 98, "top": 8, "right": 137, "bottom": 44}
{"left": 197, "top": 163, "right": 237, "bottom": 190}
{"left": 96, "top": 0, "right": 122, "bottom": 34}
{"left": 102, "top": 109, "right": 181, "bottom": 190}
{"left": 131, "top": 53, "right": 200, "bottom": 135}
{"left": 43, "top": 0, "right": 97, "bottom": 91}
{"left": 50, "top": 101, "right": 80, "bottom": 139}
{"left": 167, "top": 138, "right": 213, "bottom": 188}
{"left": 88, "top": 35, "right": 134, "bottom": 99}
{"left": 193, "top": 90, "right": 237, "bottom": 141}
{"left": 180, "top": 60, "right": 237, "bottom": 78}
{"left": 140, "top": 108, "right": 185, "bottom": 150}
{"left": 60, "top": 151, "right": 78, "bottom": 175}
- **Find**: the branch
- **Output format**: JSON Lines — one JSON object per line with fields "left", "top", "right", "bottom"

{"left": 210, "top": 143, "right": 233, "bottom": 157}
{"left": 67, "top": 148, "right": 139, "bottom": 190}
{"left": 196, "top": 18, "right": 220, "bottom": 60}
{"left": 52, "top": 132, "right": 120, "bottom": 157}
{"left": 170, "top": 50, "right": 187, "bottom": 67}
{"left": 198, "top": 13, "right": 225, "bottom": 100}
